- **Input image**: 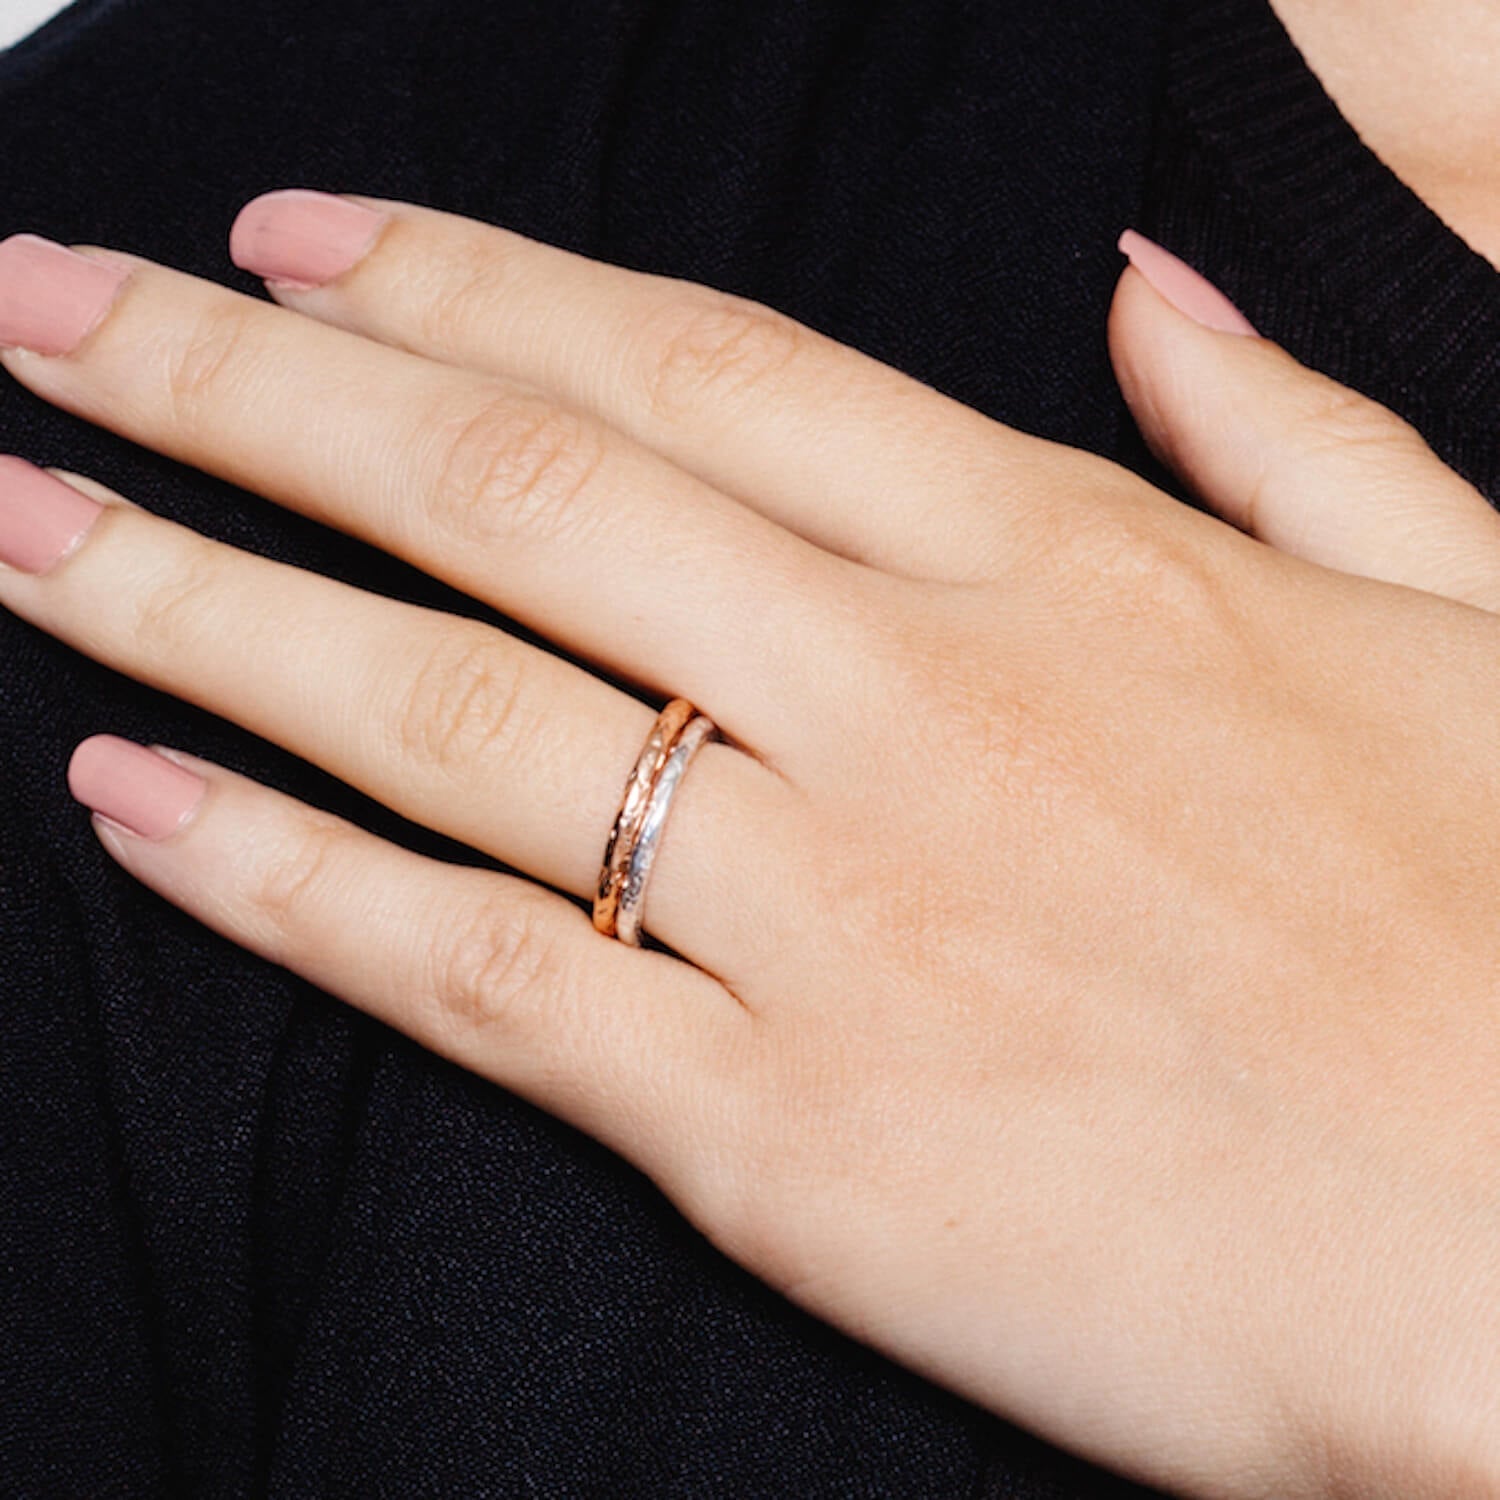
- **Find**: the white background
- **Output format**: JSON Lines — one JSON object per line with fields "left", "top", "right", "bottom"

{"left": 0, "top": 0, "right": 76, "bottom": 49}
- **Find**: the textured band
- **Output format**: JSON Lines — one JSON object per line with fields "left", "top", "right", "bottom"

{"left": 593, "top": 698, "right": 697, "bottom": 938}
{"left": 615, "top": 713, "right": 718, "bottom": 948}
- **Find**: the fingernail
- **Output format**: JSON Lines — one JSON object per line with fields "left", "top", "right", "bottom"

{"left": 1117, "top": 229, "right": 1258, "bottom": 336}
{"left": 0, "top": 456, "right": 104, "bottom": 574}
{"left": 229, "top": 189, "right": 389, "bottom": 290}
{"left": 0, "top": 234, "right": 131, "bottom": 355}
{"left": 68, "top": 735, "right": 207, "bottom": 841}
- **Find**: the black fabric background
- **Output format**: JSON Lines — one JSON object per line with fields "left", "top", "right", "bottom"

{"left": 6, "top": 0, "right": 1491, "bottom": 1495}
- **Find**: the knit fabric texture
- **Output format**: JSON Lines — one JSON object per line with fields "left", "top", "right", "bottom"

{"left": 1, "top": 1, "right": 1493, "bottom": 1496}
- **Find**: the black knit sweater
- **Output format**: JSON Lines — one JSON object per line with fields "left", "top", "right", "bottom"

{"left": 1, "top": 2, "right": 1492, "bottom": 1497}
{"left": 1151, "top": 0, "right": 1500, "bottom": 504}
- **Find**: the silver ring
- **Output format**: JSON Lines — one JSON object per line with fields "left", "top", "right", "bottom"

{"left": 614, "top": 713, "right": 718, "bottom": 947}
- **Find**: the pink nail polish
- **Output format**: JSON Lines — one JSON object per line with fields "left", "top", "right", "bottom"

{"left": 0, "top": 456, "right": 104, "bottom": 574}
{"left": 229, "top": 189, "right": 389, "bottom": 290}
{"left": 0, "top": 234, "right": 131, "bottom": 355}
{"left": 1117, "top": 229, "right": 1258, "bottom": 336}
{"left": 68, "top": 735, "right": 207, "bottom": 841}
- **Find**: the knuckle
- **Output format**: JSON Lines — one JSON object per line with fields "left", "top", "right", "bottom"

{"left": 130, "top": 540, "right": 229, "bottom": 665}
{"left": 428, "top": 390, "right": 607, "bottom": 546}
{"left": 161, "top": 300, "right": 262, "bottom": 429}
{"left": 412, "top": 236, "right": 519, "bottom": 348}
{"left": 394, "top": 626, "right": 535, "bottom": 776}
{"left": 1049, "top": 500, "right": 1230, "bottom": 630}
{"left": 643, "top": 291, "right": 806, "bottom": 421}
{"left": 250, "top": 815, "right": 359, "bottom": 936}
{"left": 429, "top": 891, "right": 561, "bottom": 1042}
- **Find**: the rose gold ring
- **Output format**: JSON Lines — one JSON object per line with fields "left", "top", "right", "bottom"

{"left": 593, "top": 698, "right": 711, "bottom": 942}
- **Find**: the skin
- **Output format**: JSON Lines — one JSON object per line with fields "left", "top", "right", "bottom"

{"left": 1270, "top": 0, "right": 1500, "bottom": 267}
{"left": 2, "top": 199, "right": 1499, "bottom": 1499}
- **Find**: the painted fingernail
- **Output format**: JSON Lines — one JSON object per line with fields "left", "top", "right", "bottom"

{"left": 68, "top": 735, "right": 207, "bottom": 841}
{"left": 0, "top": 234, "right": 131, "bottom": 356}
{"left": 229, "top": 189, "right": 389, "bottom": 290}
{"left": 1117, "top": 229, "right": 1258, "bottom": 336}
{"left": 0, "top": 456, "right": 104, "bottom": 574}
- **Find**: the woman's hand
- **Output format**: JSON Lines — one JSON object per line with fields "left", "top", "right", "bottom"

{"left": 1, "top": 194, "right": 1496, "bottom": 1499}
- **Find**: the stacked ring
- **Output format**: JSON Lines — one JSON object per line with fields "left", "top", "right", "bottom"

{"left": 594, "top": 698, "right": 720, "bottom": 946}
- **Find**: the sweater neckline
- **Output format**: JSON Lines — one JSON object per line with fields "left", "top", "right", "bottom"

{"left": 1163, "top": 0, "right": 1500, "bottom": 422}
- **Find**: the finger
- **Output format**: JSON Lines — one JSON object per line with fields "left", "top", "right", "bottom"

{"left": 0, "top": 233, "right": 870, "bottom": 756}
{"left": 0, "top": 463, "right": 798, "bottom": 973}
{"left": 66, "top": 733, "right": 754, "bottom": 1188}
{"left": 1108, "top": 231, "right": 1500, "bottom": 612}
{"left": 228, "top": 189, "right": 1017, "bottom": 582}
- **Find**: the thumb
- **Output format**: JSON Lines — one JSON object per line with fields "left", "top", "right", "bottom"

{"left": 1108, "top": 229, "right": 1500, "bottom": 613}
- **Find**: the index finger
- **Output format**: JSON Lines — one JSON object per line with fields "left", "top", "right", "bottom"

{"left": 230, "top": 189, "right": 1022, "bottom": 581}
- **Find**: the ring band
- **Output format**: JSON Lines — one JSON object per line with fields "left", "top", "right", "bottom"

{"left": 594, "top": 698, "right": 696, "bottom": 938}
{"left": 594, "top": 699, "right": 718, "bottom": 945}
{"left": 614, "top": 713, "right": 717, "bottom": 947}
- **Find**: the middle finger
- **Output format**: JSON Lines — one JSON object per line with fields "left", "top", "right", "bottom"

{"left": 0, "top": 235, "right": 882, "bottom": 761}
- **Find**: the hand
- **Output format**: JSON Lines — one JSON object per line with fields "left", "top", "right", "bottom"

{"left": 0, "top": 197, "right": 1496, "bottom": 1499}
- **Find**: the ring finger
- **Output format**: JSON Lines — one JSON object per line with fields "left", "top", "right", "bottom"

{"left": 0, "top": 462, "right": 799, "bottom": 974}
